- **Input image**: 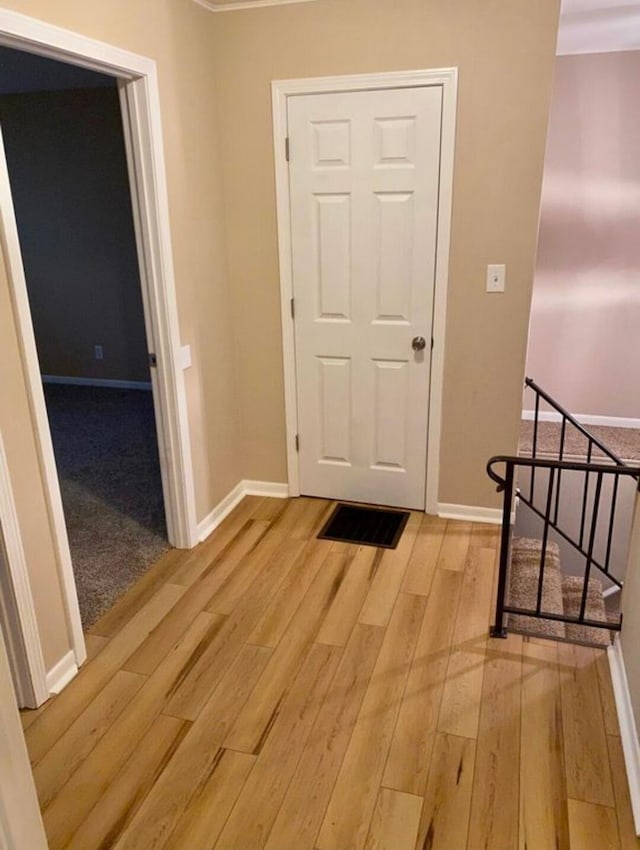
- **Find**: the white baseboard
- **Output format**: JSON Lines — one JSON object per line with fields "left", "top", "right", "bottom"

{"left": 242, "top": 480, "right": 289, "bottom": 498}
{"left": 522, "top": 410, "right": 640, "bottom": 430}
{"left": 197, "top": 480, "right": 290, "bottom": 542}
{"left": 46, "top": 650, "right": 78, "bottom": 695}
{"left": 196, "top": 481, "right": 246, "bottom": 543}
{"left": 608, "top": 638, "right": 640, "bottom": 835}
{"left": 437, "top": 503, "right": 503, "bottom": 525}
{"left": 42, "top": 375, "right": 152, "bottom": 391}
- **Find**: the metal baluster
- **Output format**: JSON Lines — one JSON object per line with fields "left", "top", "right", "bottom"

{"left": 554, "top": 416, "right": 567, "bottom": 526}
{"left": 531, "top": 393, "right": 540, "bottom": 503}
{"left": 536, "top": 467, "right": 555, "bottom": 615}
{"left": 490, "top": 462, "right": 514, "bottom": 639}
{"left": 604, "top": 475, "right": 620, "bottom": 576}
{"left": 579, "top": 441, "right": 593, "bottom": 549}
{"left": 579, "top": 472, "right": 603, "bottom": 623}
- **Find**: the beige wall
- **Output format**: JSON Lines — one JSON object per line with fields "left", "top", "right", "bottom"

{"left": 1, "top": 86, "right": 149, "bottom": 383}
{"left": 528, "top": 51, "right": 640, "bottom": 420}
{"left": 0, "top": 0, "right": 237, "bottom": 670}
{"left": 212, "top": 0, "right": 561, "bottom": 508}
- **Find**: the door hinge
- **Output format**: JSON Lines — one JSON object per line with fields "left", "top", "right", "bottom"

{"left": 148, "top": 352, "right": 158, "bottom": 368}
{"left": 431, "top": 337, "right": 434, "bottom": 351}
{"left": 285, "top": 137, "right": 290, "bottom": 162}
{"left": 290, "top": 297, "right": 295, "bottom": 320}
{"left": 295, "top": 434, "right": 299, "bottom": 452}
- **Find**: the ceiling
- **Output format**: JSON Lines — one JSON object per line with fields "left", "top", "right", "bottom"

{"left": 0, "top": 45, "right": 115, "bottom": 95}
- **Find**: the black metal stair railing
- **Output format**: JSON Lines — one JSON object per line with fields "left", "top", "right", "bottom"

{"left": 488, "top": 378, "right": 640, "bottom": 639}
{"left": 487, "top": 456, "right": 640, "bottom": 637}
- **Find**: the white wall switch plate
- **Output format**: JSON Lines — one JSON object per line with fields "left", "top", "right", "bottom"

{"left": 180, "top": 344, "right": 192, "bottom": 370}
{"left": 486, "top": 264, "right": 506, "bottom": 293}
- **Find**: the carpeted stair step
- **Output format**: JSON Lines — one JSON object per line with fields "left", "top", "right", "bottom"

{"left": 562, "top": 574, "right": 612, "bottom": 648}
{"left": 506, "top": 537, "right": 566, "bottom": 640}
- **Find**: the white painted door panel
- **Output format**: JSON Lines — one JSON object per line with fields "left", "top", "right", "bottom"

{"left": 289, "top": 86, "right": 442, "bottom": 509}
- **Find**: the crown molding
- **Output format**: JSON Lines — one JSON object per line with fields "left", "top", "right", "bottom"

{"left": 194, "top": 0, "right": 318, "bottom": 11}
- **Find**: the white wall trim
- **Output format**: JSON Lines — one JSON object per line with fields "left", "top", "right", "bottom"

{"left": 522, "top": 410, "right": 640, "bottom": 430}
{"left": 0, "top": 433, "right": 48, "bottom": 709}
{"left": 243, "top": 480, "right": 289, "bottom": 498}
{"left": 608, "top": 637, "right": 640, "bottom": 835}
{"left": 272, "top": 68, "right": 457, "bottom": 514}
{"left": 42, "top": 375, "right": 152, "bottom": 391}
{"left": 437, "top": 503, "right": 505, "bottom": 525}
{"left": 0, "top": 119, "right": 86, "bottom": 670}
{"left": 0, "top": 8, "right": 199, "bottom": 678}
{"left": 197, "top": 480, "right": 289, "bottom": 542}
{"left": 196, "top": 481, "right": 246, "bottom": 542}
{"left": 45, "top": 649, "right": 78, "bottom": 696}
{"left": 117, "top": 77, "right": 198, "bottom": 548}
{"left": 194, "top": 0, "right": 318, "bottom": 11}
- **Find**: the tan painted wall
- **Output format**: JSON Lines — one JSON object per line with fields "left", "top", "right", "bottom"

{"left": 528, "top": 51, "right": 640, "bottom": 420}
{"left": 0, "top": 0, "right": 237, "bottom": 670}
{"left": 211, "top": 0, "right": 561, "bottom": 508}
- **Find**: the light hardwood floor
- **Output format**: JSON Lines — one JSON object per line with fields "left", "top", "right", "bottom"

{"left": 20, "top": 496, "right": 640, "bottom": 850}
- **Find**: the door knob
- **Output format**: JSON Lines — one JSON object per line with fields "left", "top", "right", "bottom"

{"left": 412, "top": 336, "right": 427, "bottom": 352}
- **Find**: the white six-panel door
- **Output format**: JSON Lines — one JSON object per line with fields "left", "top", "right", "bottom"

{"left": 288, "top": 86, "right": 443, "bottom": 509}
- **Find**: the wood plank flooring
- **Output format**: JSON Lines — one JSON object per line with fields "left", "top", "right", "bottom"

{"left": 20, "top": 497, "right": 640, "bottom": 850}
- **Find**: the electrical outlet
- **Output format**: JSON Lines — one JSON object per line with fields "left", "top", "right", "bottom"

{"left": 486, "top": 264, "right": 506, "bottom": 293}
{"left": 94, "top": 345, "right": 104, "bottom": 360}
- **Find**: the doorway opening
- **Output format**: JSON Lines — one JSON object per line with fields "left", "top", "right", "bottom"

{"left": 0, "top": 7, "right": 197, "bottom": 702}
{"left": 0, "top": 47, "right": 169, "bottom": 630}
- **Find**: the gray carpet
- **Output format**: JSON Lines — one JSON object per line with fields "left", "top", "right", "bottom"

{"left": 44, "top": 384, "right": 170, "bottom": 629}
{"left": 520, "top": 420, "right": 640, "bottom": 462}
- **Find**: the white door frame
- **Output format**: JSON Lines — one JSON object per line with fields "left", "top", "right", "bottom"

{"left": 0, "top": 430, "right": 48, "bottom": 708}
{"left": 0, "top": 7, "right": 198, "bottom": 679}
{"left": 272, "top": 68, "right": 457, "bottom": 514}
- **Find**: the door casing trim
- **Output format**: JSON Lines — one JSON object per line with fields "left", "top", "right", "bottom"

{"left": 0, "top": 430, "right": 48, "bottom": 709}
{"left": 272, "top": 68, "right": 458, "bottom": 513}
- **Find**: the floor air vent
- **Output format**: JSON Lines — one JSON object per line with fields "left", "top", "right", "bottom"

{"left": 317, "top": 503, "right": 410, "bottom": 549}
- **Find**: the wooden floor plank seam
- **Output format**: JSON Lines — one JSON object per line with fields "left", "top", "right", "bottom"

{"left": 376, "top": 570, "right": 451, "bottom": 802}
{"left": 263, "top": 623, "right": 387, "bottom": 850}
{"left": 64, "top": 714, "right": 193, "bottom": 850}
